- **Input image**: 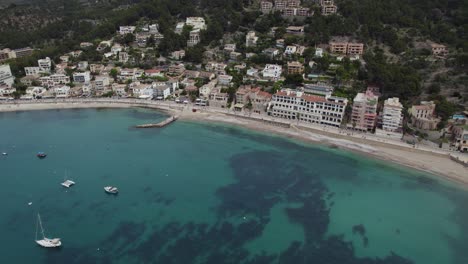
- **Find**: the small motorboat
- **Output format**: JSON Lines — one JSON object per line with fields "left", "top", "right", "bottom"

{"left": 2, "top": 152, "right": 7, "bottom": 156}
{"left": 61, "top": 180, "right": 76, "bottom": 188}
{"left": 37, "top": 152, "right": 47, "bottom": 159}
{"left": 104, "top": 186, "right": 118, "bottom": 194}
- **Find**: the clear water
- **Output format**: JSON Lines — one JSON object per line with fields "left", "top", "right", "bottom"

{"left": 0, "top": 108, "right": 467, "bottom": 264}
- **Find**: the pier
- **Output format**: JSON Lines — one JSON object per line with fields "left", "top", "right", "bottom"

{"left": 136, "top": 116, "right": 178, "bottom": 128}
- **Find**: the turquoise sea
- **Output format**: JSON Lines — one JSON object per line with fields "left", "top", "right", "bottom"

{"left": 0, "top": 108, "right": 467, "bottom": 264}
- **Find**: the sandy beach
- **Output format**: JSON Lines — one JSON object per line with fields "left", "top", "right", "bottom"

{"left": 1, "top": 99, "right": 467, "bottom": 186}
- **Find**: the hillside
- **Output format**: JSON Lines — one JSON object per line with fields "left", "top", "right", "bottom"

{"left": 1, "top": 0, "right": 467, "bottom": 112}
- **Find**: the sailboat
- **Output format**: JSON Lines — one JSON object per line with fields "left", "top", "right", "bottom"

{"left": 35, "top": 214, "right": 62, "bottom": 248}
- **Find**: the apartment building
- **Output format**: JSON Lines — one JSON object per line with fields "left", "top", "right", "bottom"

{"left": 268, "top": 89, "right": 348, "bottom": 127}
{"left": 53, "top": 85, "right": 71, "bottom": 98}
{"left": 235, "top": 86, "right": 272, "bottom": 114}
{"left": 39, "top": 74, "right": 70, "bottom": 88}
{"left": 0, "top": 64, "right": 15, "bottom": 87}
{"left": 430, "top": 43, "right": 448, "bottom": 57}
{"left": 347, "top": 43, "right": 365, "bottom": 55}
{"left": 38, "top": 57, "right": 52, "bottom": 73}
{"left": 187, "top": 29, "right": 201, "bottom": 47}
{"left": 0, "top": 49, "right": 16, "bottom": 62}
{"left": 246, "top": 31, "right": 259, "bottom": 47}
{"left": 90, "top": 64, "right": 104, "bottom": 74}
{"left": 168, "top": 64, "right": 186, "bottom": 76}
{"left": 73, "top": 71, "right": 91, "bottom": 83}
{"left": 320, "top": 0, "right": 337, "bottom": 15}
{"left": 349, "top": 90, "right": 379, "bottom": 131}
{"left": 376, "top": 97, "right": 404, "bottom": 137}
{"left": 321, "top": 4, "right": 337, "bottom": 15}
{"left": 119, "top": 26, "right": 136, "bottom": 35}
{"left": 171, "top": 50, "right": 186, "bottom": 60}
{"left": 287, "top": 61, "right": 304, "bottom": 75}
{"left": 208, "top": 87, "right": 229, "bottom": 108}
{"left": 260, "top": 1, "right": 274, "bottom": 13}
{"left": 329, "top": 38, "right": 364, "bottom": 55}
{"left": 262, "top": 64, "right": 283, "bottom": 80}
{"left": 94, "top": 76, "right": 110, "bottom": 91}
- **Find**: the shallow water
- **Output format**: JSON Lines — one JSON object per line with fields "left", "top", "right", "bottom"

{"left": 0, "top": 108, "right": 467, "bottom": 264}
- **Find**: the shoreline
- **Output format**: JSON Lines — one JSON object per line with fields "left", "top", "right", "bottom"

{"left": 179, "top": 110, "right": 468, "bottom": 188}
{"left": 1, "top": 99, "right": 467, "bottom": 187}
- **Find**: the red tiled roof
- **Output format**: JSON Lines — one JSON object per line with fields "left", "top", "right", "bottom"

{"left": 145, "top": 69, "right": 161, "bottom": 73}
{"left": 301, "top": 94, "right": 327, "bottom": 103}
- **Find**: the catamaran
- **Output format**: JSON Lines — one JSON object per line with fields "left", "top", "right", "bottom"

{"left": 35, "top": 214, "right": 61, "bottom": 248}
{"left": 61, "top": 180, "right": 76, "bottom": 188}
{"left": 61, "top": 171, "right": 75, "bottom": 188}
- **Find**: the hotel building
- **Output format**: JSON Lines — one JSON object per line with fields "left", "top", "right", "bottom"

{"left": 268, "top": 89, "right": 348, "bottom": 127}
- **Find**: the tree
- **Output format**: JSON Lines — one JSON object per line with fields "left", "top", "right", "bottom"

{"left": 284, "top": 74, "right": 304, "bottom": 86}
{"left": 110, "top": 68, "right": 119, "bottom": 81}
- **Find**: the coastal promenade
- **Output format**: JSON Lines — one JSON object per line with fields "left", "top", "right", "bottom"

{"left": 0, "top": 98, "right": 460, "bottom": 156}
{"left": 1, "top": 98, "right": 467, "bottom": 183}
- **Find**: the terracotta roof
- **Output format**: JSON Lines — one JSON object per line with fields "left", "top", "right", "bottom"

{"left": 301, "top": 94, "right": 327, "bottom": 103}
{"left": 257, "top": 91, "right": 272, "bottom": 98}
{"left": 145, "top": 69, "right": 161, "bottom": 74}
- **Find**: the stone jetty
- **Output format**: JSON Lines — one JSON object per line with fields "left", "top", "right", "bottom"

{"left": 136, "top": 116, "right": 178, "bottom": 128}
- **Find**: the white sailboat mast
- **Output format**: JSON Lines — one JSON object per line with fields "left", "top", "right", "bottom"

{"left": 37, "top": 214, "right": 46, "bottom": 239}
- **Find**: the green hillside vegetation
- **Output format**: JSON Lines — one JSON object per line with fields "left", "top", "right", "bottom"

{"left": 0, "top": 0, "right": 466, "bottom": 113}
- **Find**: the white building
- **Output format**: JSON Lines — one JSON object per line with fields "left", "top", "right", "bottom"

{"left": 218, "top": 75, "right": 233, "bottom": 86}
{"left": 315, "top": 48, "right": 324, "bottom": 58}
{"left": 284, "top": 45, "right": 297, "bottom": 55}
{"left": 187, "top": 29, "right": 201, "bottom": 47}
{"left": 78, "top": 61, "right": 88, "bottom": 71}
{"left": 94, "top": 76, "right": 110, "bottom": 91}
{"left": 262, "top": 64, "right": 282, "bottom": 80}
{"left": 186, "top": 17, "right": 206, "bottom": 30}
{"left": 381, "top": 97, "right": 403, "bottom": 132}
{"left": 246, "top": 31, "right": 259, "bottom": 47}
{"left": 0, "top": 86, "right": 16, "bottom": 96}
{"left": 154, "top": 85, "right": 172, "bottom": 99}
{"left": 175, "top": 22, "right": 185, "bottom": 34}
{"left": 39, "top": 74, "right": 70, "bottom": 88}
{"left": 112, "top": 83, "right": 127, "bottom": 97}
{"left": 24, "top": 67, "right": 41, "bottom": 76}
{"left": 171, "top": 50, "right": 186, "bottom": 60}
{"left": 268, "top": 89, "right": 348, "bottom": 127}
{"left": 199, "top": 80, "right": 217, "bottom": 98}
{"left": 25, "top": 86, "right": 46, "bottom": 99}
{"left": 60, "top": 55, "right": 70, "bottom": 63}
{"left": 119, "top": 26, "right": 136, "bottom": 35}
{"left": 131, "top": 82, "right": 154, "bottom": 99}
{"left": 376, "top": 97, "right": 404, "bottom": 138}
{"left": 119, "top": 52, "right": 129, "bottom": 63}
{"left": 0, "top": 64, "right": 15, "bottom": 87}
{"left": 82, "top": 83, "right": 94, "bottom": 95}
{"left": 73, "top": 71, "right": 91, "bottom": 83}
{"left": 38, "top": 57, "right": 52, "bottom": 73}
{"left": 111, "top": 44, "right": 123, "bottom": 55}
{"left": 53, "top": 85, "right": 71, "bottom": 98}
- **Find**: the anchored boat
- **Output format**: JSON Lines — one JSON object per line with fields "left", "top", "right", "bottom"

{"left": 37, "top": 152, "right": 47, "bottom": 159}
{"left": 104, "top": 186, "right": 118, "bottom": 194}
{"left": 35, "top": 214, "right": 61, "bottom": 248}
{"left": 61, "top": 180, "right": 76, "bottom": 188}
